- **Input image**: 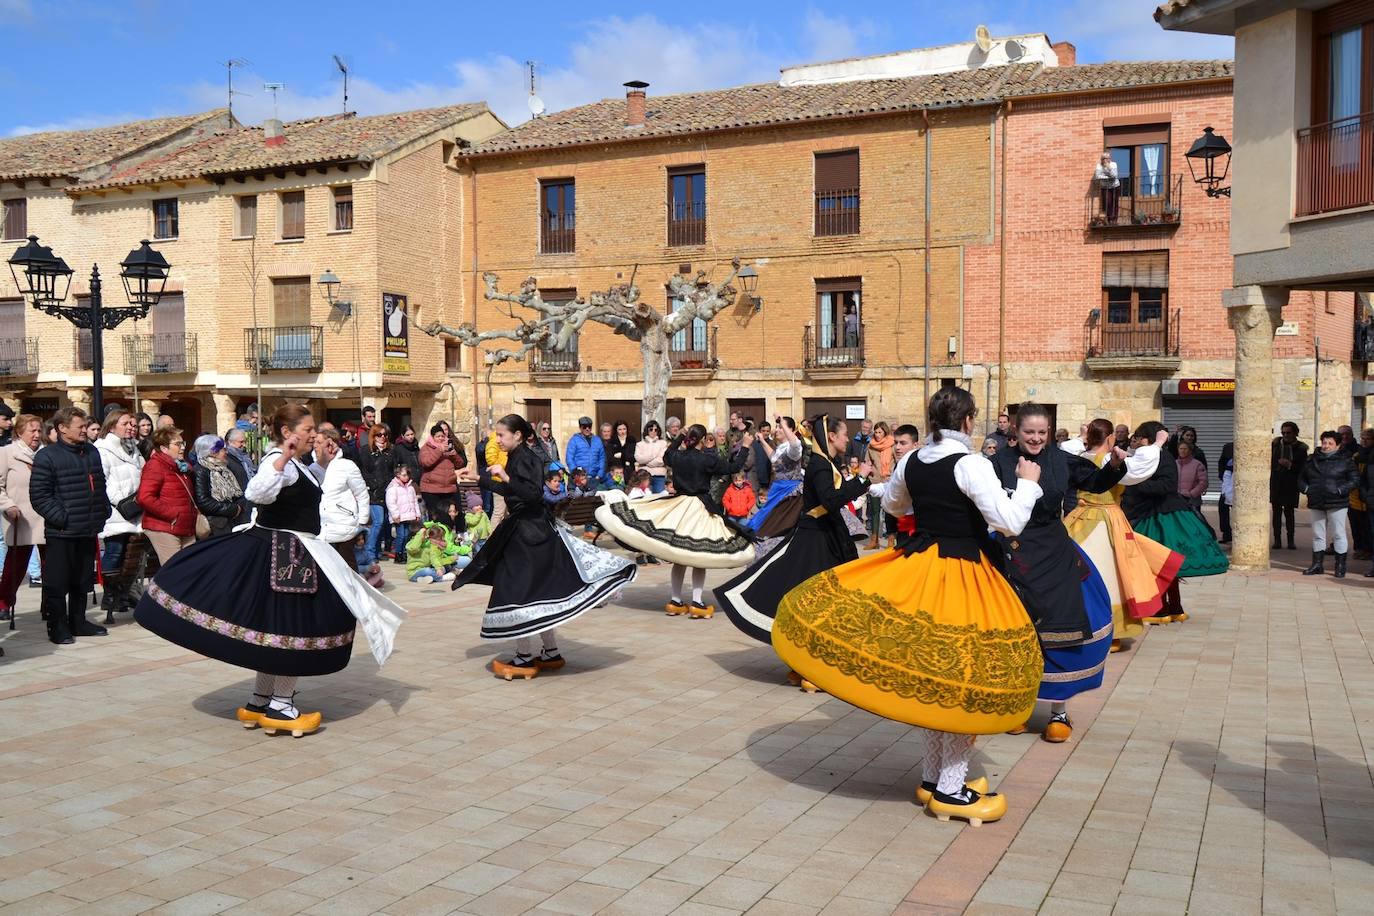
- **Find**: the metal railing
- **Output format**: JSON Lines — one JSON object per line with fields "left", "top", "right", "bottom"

{"left": 123, "top": 333, "right": 197, "bottom": 374}
{"left": 1297, "top": 112, "right": 1374, "bottom": 216}
{"left": 540, "top": 218, "right": 575, "bottom": 254}
{"left": 530, "top": 346, "right": 579, "bottom": 374}
{"left": 815, "top": 188, "right": 860, "bottom": 236}
{"left": 75, "top": 330, "right": 93, "bottom": 370}
{"left": 669, "top": 324, "right": 717, "bottom": 370}
{"left": 1087, "top": 174, "right": 1183, "bottom": 228}
{"left": 0, "top": 338, "right": 38, "bottom": 376}
{"left": 668, "top": 200, "right": 706, "bottom": 247}
{"left": 1356, "top": 320, "right": 1374, "bottom": 361}
{"left": 244, "top": 325, "right": 324, "bottom": 372}
{"left": 804, "top": 322, "right": 864, "bottom": 369}
{"left": 1087, "top": 307, "right": 1181, "bottom": 358}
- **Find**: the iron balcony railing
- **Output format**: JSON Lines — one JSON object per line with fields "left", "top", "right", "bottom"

{"left": 1297, "top": 112, "right": 1374, "bottom": 216}
{"left": 669, "top": 324, "right": 717, "bottom": 370}
{"left": 1087, "top": 174, "right": 1184, "bottom": 229}
{"left": 1087, "top": 307, "right": 1181, "bottom": 358}
{"left": 1356, "top": 320, "right": 1374, "bottom": 361}
{"left": 804, "top": 322, "right": 864, "bottom": 369}
{"left": 540, "top": 217, "right": 575, "bottom": 255}
{"left": 75, "top": 330, "right": 93, "bottom": 371}
{"left": 815, "top": 187, "right": 860, "bottom": 236}
{"left": 244, "top": 325, "right": 324, "bottom": 372}
{"left": 668, "top": 200, "right": 706, "bottom": 247}
{"left": 0, "top": 337, "right": 38, "bottom": 377}
{"left": 530, "top": 346, "right": 579, "bottom": 374}
{"left": 123, "top": 333, "right": 197, "bottom": 374}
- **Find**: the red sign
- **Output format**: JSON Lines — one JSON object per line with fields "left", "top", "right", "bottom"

{"left": 1177, "top": 378, "right": 1236, "bottom": 395}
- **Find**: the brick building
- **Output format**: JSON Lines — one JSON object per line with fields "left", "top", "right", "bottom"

{"left": 0, "top": 103, "right": 504, "bottom": 436}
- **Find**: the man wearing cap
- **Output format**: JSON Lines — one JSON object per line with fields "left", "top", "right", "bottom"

{"left": 565, "top": 417, "right": 606, "bottom": 484}
{"left": 0, "top": 401, "right": 14, "bottom": 448}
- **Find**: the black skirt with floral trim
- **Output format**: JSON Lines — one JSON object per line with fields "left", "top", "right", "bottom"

{"left": 134, "top": 526, "right": 355, "bottom": 676}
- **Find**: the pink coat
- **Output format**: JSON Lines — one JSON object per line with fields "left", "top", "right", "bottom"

{"left": 1176, "top": 455, "right": 1208, "bottom": 500}
{"left": 385, "top": 478, "right": 423, "bottom": 522}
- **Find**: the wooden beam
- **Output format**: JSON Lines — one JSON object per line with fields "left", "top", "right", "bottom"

{"left": 273, "top": 169, "right": 286, "bottom": 179}
{"left": 293, "top": 168, "right": 306, "bottom": 177}
{"left": 39, "top": 178, "right": 50, "bottom": 188}
{"left": 14, "top": 179, "right": 24, "bottom": 189}
{"left": 315, "top": 166, "right": 328, "bottom": 174}
{"left": 212, "top": 176, "right": 226, "bottom": 186}
{"left": 233, "top": 175, "right": 246, "bottom": 184}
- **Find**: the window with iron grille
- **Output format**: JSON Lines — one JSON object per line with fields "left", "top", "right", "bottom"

{"left": 153, "top": 198, "right": 178, "bottom": 240}
{"left": 815, "top": 278, "right": 862, "bottom": 350}
{"left": 333, "top": 185, "right": 353, "bottom": 231}
{"left": 280, "top": 190, "right": 305, "bottom": 240}
{"left": 1098, "top": 251, "right": 1170, "bottom": 356}
{"left": 667, "top": 166, "right": 705, "bottom": 246}
{"left": 235, "top": 195, "right": 257, "bottom": 238}
{"left": 2, "top": 199, "right": 25, "bottom": 241}
{"left": 814, "top": 150, "right": 860, "bottom": 236}
{"left": 540, "top": 179, "right": 575, "bottom": 254}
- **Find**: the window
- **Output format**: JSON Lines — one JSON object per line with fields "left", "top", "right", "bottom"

{"left": 444, "top": 340, "right": 463, "bottom": 372}
{"left": 815, "top": 278, "right": 862, "bottom": 352}
{"left": 667, "top": 166, "right": 705, "bottom": 246}
{"left": 269, "top": 277, "right": 313, "bottom": 367}
{"left": 0, "top": 299, "right": 26, "bottom": 375}
{"left": 235, "top": 195, "right": 257, "bottom": 238}
{"left": 814, "top": 150, "right": 860, "bottom": 236}
{"left": 152, "top": 198, "right": 178, "bottom": 240}
{"left": 147, "top": 293, "right": 188, "bottom": 372}
{"left": 1313, "top": 3, "right": 1374, "bottom": 122}
{"left": 668, "top": 295, "right": 708, "bottom": 365}
{"left": 534, "top": 288, "right": 578, "bottom": 371}
{"left": 1103, "top": 124, "right": 1169, "bottom": 200}
{"left": 272, "top": 277, "right": 311, "bottom": 326}
{"left": 333, "top": 185, "right": 353, "bottom": 231}
{"left": 2, "top": 199, "right": 25, "bottom": 241}
{"left": 1100, "top": 252, "right": 1168, "bottom": 353}
{"left": 280, "top": 190, "right": 305, "bottom": 240}
{"left": 540, "top": 179, "right": 575, "bottom": 254}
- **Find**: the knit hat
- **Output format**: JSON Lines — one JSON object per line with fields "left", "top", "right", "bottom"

{"left": 0, "top": 401, "right": 13, "bottom": 419}
{"left": 465, "top": 490, "right": 483, "bottom": 510}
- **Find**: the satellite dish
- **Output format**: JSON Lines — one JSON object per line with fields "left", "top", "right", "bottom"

{"left": 974, "top": 25, "right": 993, "bottom": 53}
{"left": 527, "top": 94, "right": 546, "bottom": 117}
{"left": 1004, "top": 38, "right": 1025, "bottom": 61}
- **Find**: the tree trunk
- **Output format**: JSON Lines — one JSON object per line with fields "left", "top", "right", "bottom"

{"left": 640, "top": 323, "right": 672, "bottom": 432}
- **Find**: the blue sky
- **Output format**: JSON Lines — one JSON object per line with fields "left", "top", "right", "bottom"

{"left": 0, "top": 1, "right": 1232, "bottom": 136}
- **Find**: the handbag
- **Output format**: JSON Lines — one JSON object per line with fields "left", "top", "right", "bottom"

{"left": 195, "top": 512, "right": 211, "bottom": 540}
{"left": 116, "top": 494, "right": 143, "bottom": 521}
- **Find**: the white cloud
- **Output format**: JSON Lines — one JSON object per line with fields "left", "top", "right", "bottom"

{"left": 984, "top": 1, "right": 1233, "bottom": 60}
{"left": 9, "top": 112, "right": 149, "bottom": 137}
{"left": 802, "top": 9, "right": 880, "bottom": 63}
{"left": 0, "top": 0, "right": 33, "bottom": 19}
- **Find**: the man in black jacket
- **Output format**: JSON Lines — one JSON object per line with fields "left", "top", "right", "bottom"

{"left": 30, "top": 406, "right": 110, "bottom": 644}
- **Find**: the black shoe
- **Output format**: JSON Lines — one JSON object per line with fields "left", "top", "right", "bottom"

{"left": 635, "top": 555, "right": 646, "bottom": 566}
{"left": 28, "top": 577, "right": 41, "bottom": 588}
{"left": 1288, "top": 538, "right": 1297, "bottom": 550}
{"left": 1303, "top": 551, "right": 1325, "bottom": 576}
{"left": 393, "top": 555, "right": 407, "bottom": 565}
{"left": 1335, "top": 553, "right": 1348, "bottom": 579}
{"left": 47, "top": 620, "right": 73, "bottom": 645}
{"left": 648, "top": 556, "right": 661, "bottom": 565}
{"left": 69, "top": 614, "right": 108, "bottom": 637}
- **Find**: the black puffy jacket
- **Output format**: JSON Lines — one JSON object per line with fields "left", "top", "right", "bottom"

{"left": 1300, "top": 448, "right": 1359, "bottom": 510}
{"left": 1121, "top": 450, "right": 1192, "bottom": 524}
{"left": 31, "top": 438, "right": 109, "bottom": 538}
{"left": 192, "top": 462, "right": 249, "bottom": 537}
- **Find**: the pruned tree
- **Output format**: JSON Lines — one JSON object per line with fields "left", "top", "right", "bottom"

{"left": 423, "top": 259, "right": 745, "bottom": 430}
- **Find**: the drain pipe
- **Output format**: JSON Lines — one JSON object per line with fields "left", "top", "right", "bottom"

{"left": 997, "top": 100, "right": 1010, "bottom": 425}
{"left": 923, "top": 109, "right": 933, "bottom": 405}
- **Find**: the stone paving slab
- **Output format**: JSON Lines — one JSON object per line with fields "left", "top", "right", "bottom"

{"left": 2, "top": 532, "right": 1373, "bottom": 914}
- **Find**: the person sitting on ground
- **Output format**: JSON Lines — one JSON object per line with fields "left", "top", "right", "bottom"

{"left": 464, "top": 493, "right": 493, "bottom": 546}
{"left": 722, "top": 470, "right": 756, "bottom": 522}
{"left": 406, "top": 524, "right": 460, "bottom": 584}
{"left": 352, "top": 532, "right": 384, "bottom": 587}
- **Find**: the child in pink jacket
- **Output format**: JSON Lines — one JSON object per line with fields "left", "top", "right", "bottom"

{"left": 385, "top": 465, "right": 424, "bottom": 563}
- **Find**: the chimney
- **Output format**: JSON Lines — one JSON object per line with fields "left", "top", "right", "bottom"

{"left": 623, "top": 80, "right": 648, "bottom": 128}
{"left": 1051, "top": 41, "right": 1076, "bottom": 67}
{"left": 264, "top": 118, "right": 285, "bottom": 147}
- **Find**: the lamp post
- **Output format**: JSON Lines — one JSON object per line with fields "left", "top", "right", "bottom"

{"left": 1185, "top": 126, "right": 1233, "bottom": 198}
{"left": 7, "top": 237, "right": 170, "bottom": 419}
{"left": 737, "top": 264, "right": 762, "bottom": 313}
{"left": 318, "top": 269, "right": 362, "bottom": 421}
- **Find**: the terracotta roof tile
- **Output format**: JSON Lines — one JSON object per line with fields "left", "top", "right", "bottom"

{"left": 0, "top": 110, "right": 228, "bottom": 180}
{"left": 72, "top": 102, "right": 491, "bottom": 192}
{"left": 466, "top": 59, "right": 1231, "bottom": 158}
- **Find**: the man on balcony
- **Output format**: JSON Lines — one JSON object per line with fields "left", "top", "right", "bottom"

{"left": 1095, "top": 151, "right": 1121, "bottom": 223}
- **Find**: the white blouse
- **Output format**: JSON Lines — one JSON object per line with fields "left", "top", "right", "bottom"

{"left": 881, "top": 433, "right": 1042, "bottom": 537}
{"left": 244, "top": 449, "right": 318, "bottom": 505}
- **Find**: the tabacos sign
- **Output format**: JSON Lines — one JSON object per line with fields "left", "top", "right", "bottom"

{"left": 1177, "top": 378, "right": 1236, "bottom": 395}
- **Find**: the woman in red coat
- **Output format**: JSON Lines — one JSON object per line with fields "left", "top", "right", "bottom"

{"left": 138, "top": 426, "right": 198, "bottom": 563}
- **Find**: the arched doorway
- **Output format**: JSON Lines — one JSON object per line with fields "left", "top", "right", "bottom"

{"left": 159, "top": 398, "right": 203, "bottom": 439}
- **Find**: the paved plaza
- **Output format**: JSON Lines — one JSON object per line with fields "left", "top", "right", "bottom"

{"left": 2, "top": 524, "right": 1373, "bottom": 915}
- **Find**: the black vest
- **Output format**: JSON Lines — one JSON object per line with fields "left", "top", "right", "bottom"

{"left": 906, "top": 452, "right": 990, "bottom": 561}
{"left": 253, "top": 456, "right": 322, "bottom": 535}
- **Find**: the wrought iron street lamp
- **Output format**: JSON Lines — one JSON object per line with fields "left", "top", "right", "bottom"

{"left": 1185, "top": 126, "right": 1232, "bottom": 198}
{"left": 737, "top": 263, "right": 762, "bottom": 312}
{"left": 7, "top": 236, "right": 170, "bottom": 419}
{"left": 318, "top": 269, "right": 363, "bottom": 420}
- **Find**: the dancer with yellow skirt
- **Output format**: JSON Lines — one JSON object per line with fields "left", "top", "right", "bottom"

{"left": 774, "top": 389, "right": 1043, "bottom": 826}
{"left": 1064, "top": 419, "right": 1182, "bottom": 653}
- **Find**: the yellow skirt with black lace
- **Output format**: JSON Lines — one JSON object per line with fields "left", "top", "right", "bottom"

{"left": 772, "top": 547, "right": 1042, "bottom": 735}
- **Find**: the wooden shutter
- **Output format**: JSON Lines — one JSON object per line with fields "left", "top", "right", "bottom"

{"left": 1102, "top": 251, "right": 1169, "bottom": 287}
{"left": 236, "top": 195, "right": 257, "bottom": 237}
{"left": 815, "top": 277, "right": 861, "bottom": 294}
{"left": 272, "top": 278, "right": 311, "bottom": 326}
{"left": 0, "top": 299, "right": 24, "bottom": 339}
{"left": 151, "top": 293, "right": 185, "bottom": 337}
{"left": 540, "top": 288, "right": 577, "bottom": 304}
{"left": 2, "top": 199, "right": 25, "bottom": 241}
{"left": 281, "top": 191, "right": 305, "bottom": 239}
{"left": 815, "top": 150, "right": 860, "bottom": 192}
{"left": 1103, "top": 123, "right": 1170, "bottom": 147}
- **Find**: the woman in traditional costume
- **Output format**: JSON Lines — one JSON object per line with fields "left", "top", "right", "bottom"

{"left": 990, "top": 404, "right": 1160, "bottom": 744}
{"left": 1064, "top": 419, "right": 1182, "bottom": 652}
{"left": 716, "top": 415, "right": 871, "bottom": 670}
{"left": 1122, "top": 420, "right": 1229, "bottom": 623}
{"left": 454, "top": 414, "right": 636, "bottom": 680}
{"left": 744, "top": 417, "right": 806, "bottom": 549}
{"left": 597, "top": 424, "right": 754, "bottom": 619}
{"left": 774, "top": 388, "right": 1042, "bottom": 826}
{"left": 135, "top": 404, "right": 406, "bottom": 737}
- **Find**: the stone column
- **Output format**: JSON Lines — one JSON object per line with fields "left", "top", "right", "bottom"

{"left": 1225, "top": 284, "right": 1288, "bottom": 571}
{"left": 68, "top": 388, "right": 91, "bottom": 416}
{"left": 211, "top": 393, "right": 237, "bottom": 439}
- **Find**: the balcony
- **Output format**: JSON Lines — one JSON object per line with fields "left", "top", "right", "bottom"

{"left": 1087, "top": 175, "right": 1183, "bottom": 230}
{"left": 1297, "top": 113, "right": 1374, "bottom": 217}
{"left": 540, "top": 219, "right": 575, "bottom": 255}
{"left": 669, "top": 325, "right": 717, "bottom": 379}
{"left": 667, "top": 200, "right": 706, "bottom": 247}
{"left": 123, "top": 333, "right": 197, "bottom": 375}
{"left": 0, "top": 338, "right": 38, "bottom": 378}
{"left": 1356, "top": 320, "right": 1374, "bottom": 362}
{"left": 529, "top": 345, "right": 579, "bottom": 383}
{"left": 815, "top": 188, "right": 860, "bottom": 237}
{"left": 804, "top": 323, "right": 864, "bottom": 379}
{"left": 1085, "top": 307, "right": 1181, "bottom": 371}
{"left": 245, "top": 325, "right": 324, "bottom": 372}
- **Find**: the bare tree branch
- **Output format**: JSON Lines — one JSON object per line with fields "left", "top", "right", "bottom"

{"left": 662, "top": 258, "right": 742, "bottom": 337}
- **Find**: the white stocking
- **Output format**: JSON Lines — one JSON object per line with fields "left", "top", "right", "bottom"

{"left": 514, "top": 637, "right": 534, "bottom": 657}
{"left": 670, "top": 564, "right": 686, "bottom": 602}
{"left": 252, "top": 671, "right": 274, "bottom": 705}
{"left": 540, "top": 629, "right": 558, "bottom": 655}
{"left": 691, "top": 568, "right": 707, "bottom": 604}
{"left": 920, "top": 728, "right": 943, "bottom": 784}
{"left": 935, "top": 733, "right": 976, "bottom": 795}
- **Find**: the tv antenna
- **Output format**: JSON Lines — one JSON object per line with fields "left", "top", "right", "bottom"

{"left": 333, "top": 54, "right": 350, "bottom": 113}
{"left": 263, "top": 82, "right": 284, "bottom": 120}
{"left": 223, "top": 58, "right": 251, "bottom": 119}
{"left": 525, "top": 60, "right": 545, "bottom": 118}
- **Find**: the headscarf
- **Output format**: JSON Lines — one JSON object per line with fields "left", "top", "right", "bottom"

{"left": 192, "top": 434, "right": 223, "bottom": 463}
{"left": 808, "top": 415, "right": 843, "bottom": 490}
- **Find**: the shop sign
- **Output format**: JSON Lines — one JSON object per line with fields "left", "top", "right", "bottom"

{"left": 383, "top": 293, "right": 409, "bottom": 373}
{"left": 1276, "top": 321, "right": 1300, "bottom": 336}
{"left": 1177, "top": 378, "right": 1236, "bottom": 396}
{"left": 845, "top": 404, "right": 865, "bottom": 420}
{"left": 1299, "top": 378, "right": 1315, "bottom": 390}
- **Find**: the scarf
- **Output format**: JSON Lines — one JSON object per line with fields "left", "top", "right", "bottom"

{"left": 868, "top": 435, "right": 894, "bottom": 477}
{"left": 208, "top": 460, "right": 242, "bottom": 502}
{"left": 10, "top": 438, "right": 34, "bottom": 464}
{"left": 120, "top": 437, "right": 138, "bottom": 456}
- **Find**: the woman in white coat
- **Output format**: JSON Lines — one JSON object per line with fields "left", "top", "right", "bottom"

{"left": 310, "top": 427, "right": 370, "bottom": 565}
{"left": 0, "top": 414, "right": 45, "bottom": 626}
{"left": 95, "top": 410, "right": 146, "bottom": 617}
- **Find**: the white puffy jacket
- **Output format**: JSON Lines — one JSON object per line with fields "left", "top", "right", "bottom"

{"left": 310, "top": 457, "right": 369, "bottom": 544}
{"left": 97, "top": 433, "right": 145, "bottom": 537}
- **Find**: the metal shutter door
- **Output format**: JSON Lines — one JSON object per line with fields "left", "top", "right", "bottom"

{"left": 1161, "top": 397, "right": 1234, "bottom": 495}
